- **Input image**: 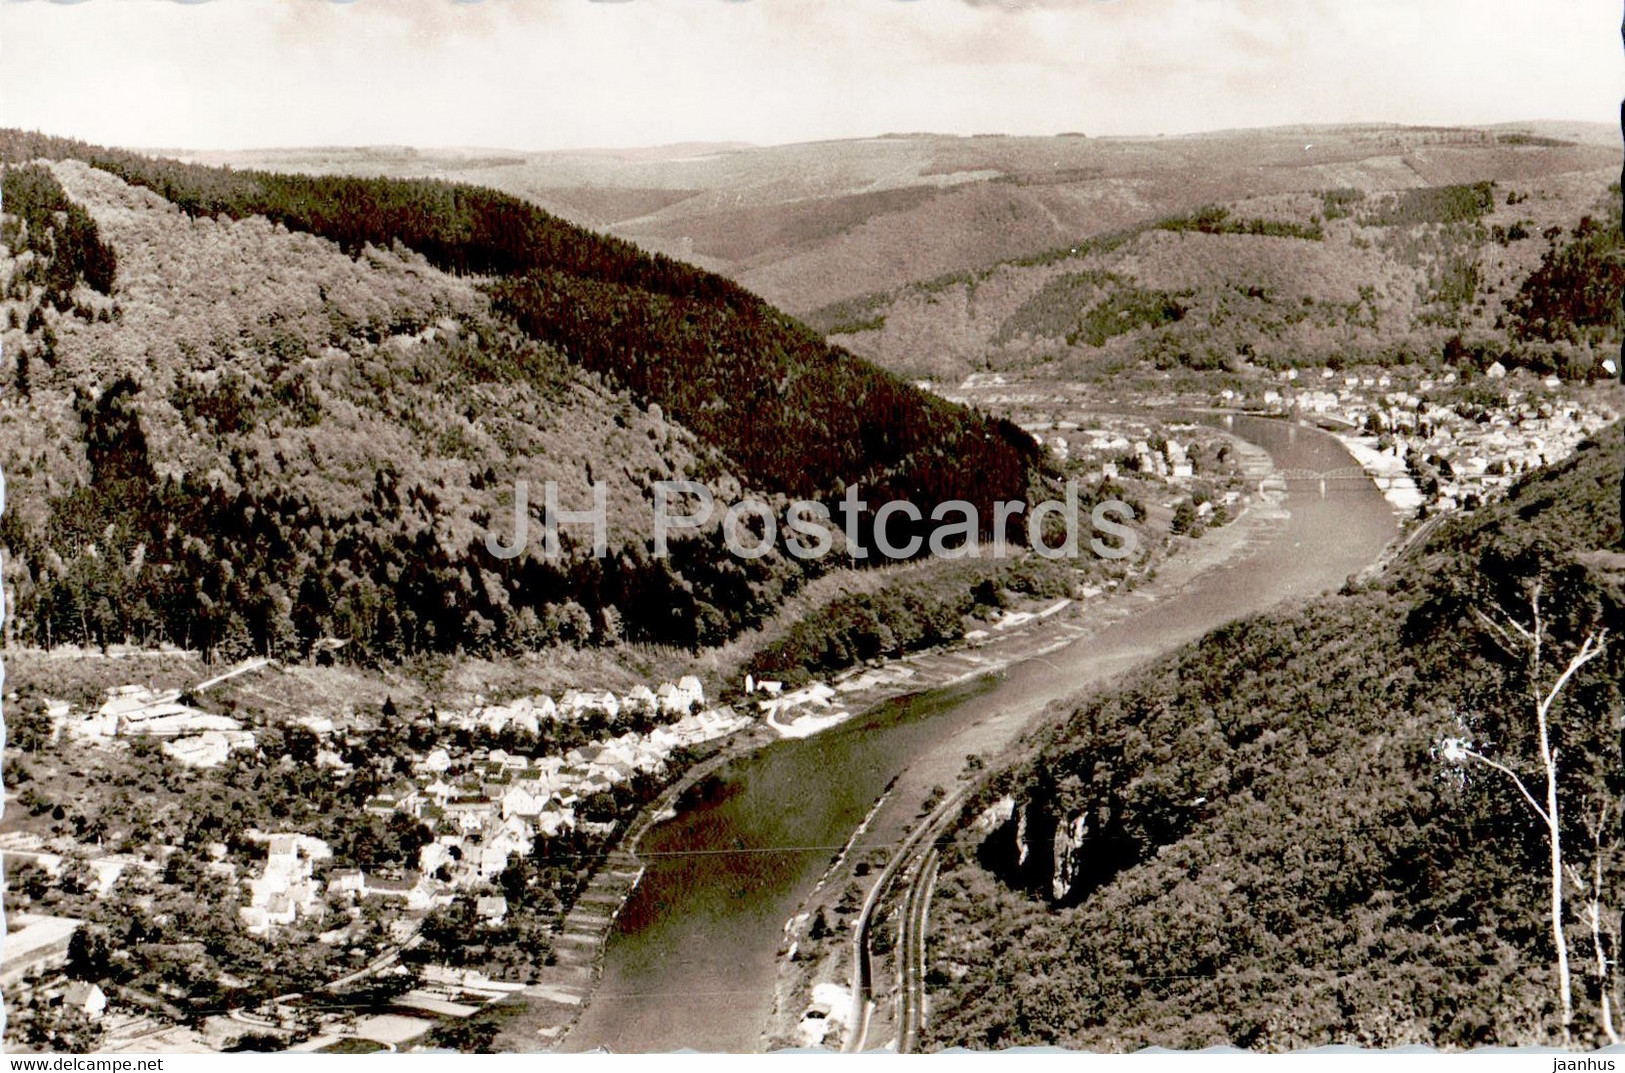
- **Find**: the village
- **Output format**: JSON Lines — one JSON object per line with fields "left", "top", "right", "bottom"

{"left": 0, "top": 652, "right": 955, "bottom": 1051}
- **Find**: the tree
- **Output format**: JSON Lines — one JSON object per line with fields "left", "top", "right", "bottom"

{"left": 598, "top": 604, "right": 624, "bottom": 646}
{"left": 1441, "top": 582, "right": 1609, "bottom": 1040}
{"left": 1171, "top": 499, "right": 1200, "bottom": 537}
{"left": 425, "top": 1017, "right": 498, "bottom": 1053}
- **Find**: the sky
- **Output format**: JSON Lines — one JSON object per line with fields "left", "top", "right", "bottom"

{"left": 2, "top": 0, "right": 1621, "bottom": 153}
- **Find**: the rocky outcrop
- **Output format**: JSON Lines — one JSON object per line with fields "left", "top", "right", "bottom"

{"left": 996, "top": 788, "right": 1119, "bottom": 905}
{"left": 1050, "top": 811, "right": 1090, "bottom": 902}
{"left": 973, "top": 795, "right": 1016, "bottom": 837}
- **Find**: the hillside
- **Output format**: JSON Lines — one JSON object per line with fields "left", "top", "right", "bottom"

{"left": 926, "top": 423, "right": 1625, "bottom": 1050}
{"left": 819, "top": 170, "right": 1623, "bottom": 386}
{"left": 0, "top": 136, "right": 1041, "bottom": 661}
{"left": 1, "top": 131, "right": 1040, "bottom": 511}
{"left": 193, "top": 125, "right": 1620, "bottom": 319}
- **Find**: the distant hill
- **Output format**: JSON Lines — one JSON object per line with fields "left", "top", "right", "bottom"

{"left": 0, "top": 133, "right": 1041, "bottom": 661}
{"left": 817, "top": 170, "right": 1622, "bottom": 386}
{"left": 191, "top": 124, "right": 1620, "bottom": 318}
{"left": 927, "top": 427, "right": 1625, "bottom": 1049}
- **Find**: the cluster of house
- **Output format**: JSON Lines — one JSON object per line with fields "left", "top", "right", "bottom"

{"left": 1335, "top": 390, "right": 1612, "bottom": 514}
{"left": 239, "top": 832, "right": 333, "bottom": 937}
{"left": 1122, "top": 437, "right": 1193, "bottom": 479}
{"left": 233, "top": 677, "right": 751, "bottom": 935}
{"left": 431, "top": 676, "right": 707, "bottom": 736}
{"left": 1019, "top": 414, "right": 1205, "bottom": 483}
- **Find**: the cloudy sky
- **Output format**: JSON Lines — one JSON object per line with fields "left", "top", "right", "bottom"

{"left": 3, "top": 0, "right": 1620, "bottom": 152}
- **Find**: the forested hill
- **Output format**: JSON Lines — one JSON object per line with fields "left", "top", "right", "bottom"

{"left": 929, "top": 427, "right": 1625, "bottom": 1050}
{"left": 0, "top": 145, "right": 1035, "bottom": 664}
{"left": 0, "top": 130, "right": 1040, "bottom": 511}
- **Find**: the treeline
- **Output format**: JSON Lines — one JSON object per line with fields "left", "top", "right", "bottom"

{"left": 2, "top": 162, "right": 119, "bottom": 387}
{"left": 1360, "top": 180, "right": 1497, "bottom": 228}
{"left": 0, "top": 130, "right": 712, "bottom": 298}
{"left": 0, "top": 128, "right": 1041, "bottom": 520}
{"left": 747, "top": 557, "right": 1076, "bottom": 681}
{"left": 1154, "top": 205, "right": 1324, "bottom": 241}
{"left": 994, "top": 270, "right": 1119, "bottom": 344}
{"left": 1, "top": 163, "right": 117, "bottom": 296}
{"left": 991, "top": 270, "right": 1188, "bottom": 350}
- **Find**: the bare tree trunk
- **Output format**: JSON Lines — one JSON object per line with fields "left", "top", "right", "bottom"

{"left": 1469, "top": 595, "right": 1608, "bottom": 1041}
{"left": 1582, "top": 850, "right": 1621, "bottom": 1044}
{"left": 1536, "top": 644, "right": 1574, "bottom": 1035}
{"left": 1547, "top": 784, "right": 1573, "bottom": 1036}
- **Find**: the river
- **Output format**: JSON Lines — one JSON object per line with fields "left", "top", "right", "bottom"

{"left": 562, "top": 415, "right": 1401, "bottom": 1053}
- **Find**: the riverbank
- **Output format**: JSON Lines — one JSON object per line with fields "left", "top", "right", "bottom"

{"left": 492, "top": 722, "right": 780, "bottom": 1050}
{"left": 549, "top": 424, "right": 1275, "bottom": 1051}
{"left": 538, "top": 417, "right": 1353, "bottom": 1053}
{"left": 761, "top": 419, "right": 1439, "bottom": 1052}
{"left": 560, "top": 415, "right": 1398, "bottom": 1053}
{"left": 756, "top": 432, "right": 1288, "bottom": 1050}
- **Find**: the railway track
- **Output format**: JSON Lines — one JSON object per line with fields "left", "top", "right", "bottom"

{"left": 843, "top": 787, "right": 966, "bottom": 1053}
{"left": 896, "top": 847, "right": 940, "bottom": 1053}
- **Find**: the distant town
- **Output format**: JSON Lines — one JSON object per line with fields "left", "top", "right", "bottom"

{"left": 950, "top": 366, "right": 1619, "bottom": 522}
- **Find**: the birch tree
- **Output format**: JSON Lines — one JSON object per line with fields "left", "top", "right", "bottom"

{"left": 1441, "top": 582, "right": 1609, "bottom": 1041}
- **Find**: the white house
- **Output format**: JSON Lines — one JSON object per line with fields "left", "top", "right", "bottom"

{"left": 60, "top": 982, "right": 107, "bottom": 1021}
{"left": 561, "top": 689, "right": 620, "bottom": 720}
{"left": 475, "top": 895, "right": 509, "bottom": 925}
{"left": 657, "top": 676, "right": 705, "bottom": 716}
{"left": 502, "top": 785, "right": 546, "bottom": 819}
{"left": 622, "top": 685, "right": 659, "bottom": 715}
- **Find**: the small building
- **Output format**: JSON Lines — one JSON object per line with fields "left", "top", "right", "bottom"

{"left": 61, "top": 982, "right": 108, "bottom": 1021}
{"left": 475, "top": 895, "right": 509, "bottom": 925}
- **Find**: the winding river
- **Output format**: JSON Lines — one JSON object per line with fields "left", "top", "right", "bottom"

{"left": 562, "top": 415, "right": 1402, "bottom": 1053}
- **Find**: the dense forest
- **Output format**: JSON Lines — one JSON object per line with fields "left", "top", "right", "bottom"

{"left": 0, "top": 134, "right": 1045, "bottom": 660}
{"left": 928, "top": 428, "right": 1625, "bottom": 1049}
{"left": 1507, "top": 190, "right": 1625, "bottom": 347}
{"left": 489, "top": 270, "right": 1037, "bottom": 511}
{"left": 1, "top": 162, "right": 117, "bottom": 298}
{"left": 4, "top": 372, "right": 801, "bottom": 655}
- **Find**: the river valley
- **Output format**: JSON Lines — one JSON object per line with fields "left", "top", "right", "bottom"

{"left": 562, "top": 415, "right": 1402, "bottom": 1053}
